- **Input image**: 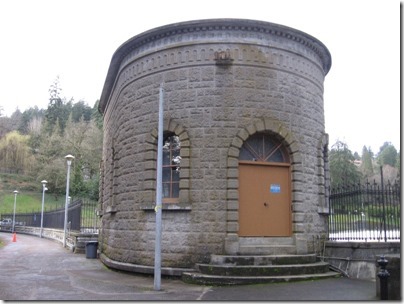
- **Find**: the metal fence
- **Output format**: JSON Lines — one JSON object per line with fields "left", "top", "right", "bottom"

{"left": 2, "top": 199, "right": 99, "bottom": 233}
{"left": 329, "top": 177, "right": 400, "bottom": 242}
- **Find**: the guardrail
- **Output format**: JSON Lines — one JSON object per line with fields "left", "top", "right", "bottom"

{"left": 1, "top": 226, "right": 98, "bottom": 254}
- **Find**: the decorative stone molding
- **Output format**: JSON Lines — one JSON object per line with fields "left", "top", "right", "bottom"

{"left": 142, "top": 118, "right": 191, "bottom": 209}
{"left": 317, "top": 133, "right": 330, "bottom": 214}
{"left": 99, "top": 19, "right": 331, "bottom": 114}
{"left": 214, "top": 50, "right": 233, "bottom": 65}
{"left": 225, "top": 118, "right": 301, "bottom": 253}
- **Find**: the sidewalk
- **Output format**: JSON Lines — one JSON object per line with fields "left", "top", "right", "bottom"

{"left": 0, "top": 232, "right": 378, "bottom": 301}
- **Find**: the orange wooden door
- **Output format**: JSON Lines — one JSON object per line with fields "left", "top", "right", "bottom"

{"left": 239, "top": 162, "right": 291, "bottom": 236}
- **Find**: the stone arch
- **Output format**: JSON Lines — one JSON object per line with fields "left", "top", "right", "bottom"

{"left": 225, "top": 118, "right": 301, "bottom": 253}
{"left": 144, "top": 118, "right": 190, "bottom": 205}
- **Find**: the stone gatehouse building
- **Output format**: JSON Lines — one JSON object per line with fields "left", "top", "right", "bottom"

{"left": 98, "top": 19, "right": 332, "bottom": 274}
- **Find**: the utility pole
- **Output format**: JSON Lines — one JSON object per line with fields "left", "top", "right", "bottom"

{"left": 154, "top": 85, "right": 164, "bottom": 291}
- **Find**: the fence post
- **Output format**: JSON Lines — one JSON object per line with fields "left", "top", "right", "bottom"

{"left": 377, "top": 255, "right": 390, "bottom": 300}
{"left": 380, "top": 166, "right": 387, "bottom": 242}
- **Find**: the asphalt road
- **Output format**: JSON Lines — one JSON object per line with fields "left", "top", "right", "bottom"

{"left": 0, "top": 232, "right": 378, "bottom": 301}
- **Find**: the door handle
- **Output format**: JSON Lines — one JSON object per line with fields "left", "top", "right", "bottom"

{"left": 264, "top": 202, "right": 268, "bottom": 207}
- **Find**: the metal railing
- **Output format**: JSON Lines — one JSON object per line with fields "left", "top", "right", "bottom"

{"left": 329, "top": 176, "right": 400, "bottom": 242}
{"left": 1, "top": 199, "right": 99, "bottom": 233}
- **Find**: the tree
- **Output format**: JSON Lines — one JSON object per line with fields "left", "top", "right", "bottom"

{"left": 63, "top": 116, "right": 102, "bottom": 197}
{"left": 0, "top": 131, "right": 35, "bottom": 173}
{"left": 0, "top": 116, "right": 14, "bottom": 139}
{"left": 329, "top": 140, "right": 362, "bottom": 188}
{"left": 0, "top": 88, "right": 104, "bottom": 201}
{"left": 91, "top": 100, "right": 103, "bottom": 130}
{"left": 71, "top": 101, "right": 92, "bottom": 123}
{"left": 17, "top": 106, "right": 45, "bottom": 135}
{"left": 360, "top": 145, "right": 374, "bottom": 178}
{"left": 36, "top": 158, "right": 67, "bottom": 200}
{"left": 44, "top": 77, "right": 72, "bottom": 134}
{"left": 377, "top": 142, "right": 398, "bottom": 167}
{"left": 396, "top": 151, "right": 400, "bottom": 171}
{"left": 9, "top": 109, "right": 22, "bottom": 130}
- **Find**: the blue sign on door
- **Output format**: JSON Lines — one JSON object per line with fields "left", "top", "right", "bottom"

{"left": 270, "top": 184, "right": 281, "bottom": 193}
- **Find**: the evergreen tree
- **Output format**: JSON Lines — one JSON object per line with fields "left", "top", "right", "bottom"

{"left": 360, "top": 145, "right": 374, "bottom": 178}
{"left": 17, "top": 106, "right": 45, "bottom": 135}
{"left": 44, "top": 76, "right": 72, "bottom": 134}
{"left": 329, "top": 140, "right": 362, "bottom": 188}
{"left": 91, "top": 100, "right": 103, "bottom": 130}
{"left": 71, "top": 100, "right": 92, "bottom": 123}
{"left": 377, "top": 142, "right": 397, "bottom": 167}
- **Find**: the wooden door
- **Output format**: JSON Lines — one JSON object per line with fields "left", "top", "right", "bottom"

{"left": 239, "top": 162, "right": 291, "bottom": 236}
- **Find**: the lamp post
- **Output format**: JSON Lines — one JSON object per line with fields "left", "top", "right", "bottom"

{"left": 63, "top": 154, "right": 74, "bottom": 248}
{"left": 12, "top": 190, "right": 18, "bottom": 233}
{"left": 40, "top": 180, "right": 48, "bottom": 238}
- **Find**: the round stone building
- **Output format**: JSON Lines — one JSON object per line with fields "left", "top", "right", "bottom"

{"left": 98, "top": 19, "right": 332, "bottom": 274}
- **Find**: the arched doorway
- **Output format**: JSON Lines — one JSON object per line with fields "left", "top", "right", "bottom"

{"left": 238, "top": 133, "right": 291, "bottom": 237}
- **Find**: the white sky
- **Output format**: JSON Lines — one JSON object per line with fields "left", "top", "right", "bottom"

{"left": 0, "top": 0, "right": 400, "bottom": 154}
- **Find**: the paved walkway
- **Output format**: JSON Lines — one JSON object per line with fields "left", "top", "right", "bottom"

{"left": 0, "top": 232, "right": 378, "bottom": 301}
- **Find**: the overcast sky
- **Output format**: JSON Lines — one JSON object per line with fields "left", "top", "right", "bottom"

{"left": 0, "top": 0, "right": 400, "bottom": 154}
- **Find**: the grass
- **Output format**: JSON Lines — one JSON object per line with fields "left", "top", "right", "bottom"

{"left": 0, "top": 173, "right": 66, "bottom": 218}
{"left": 0, "top": 192, "right": 66, "bottom": 216}
{"left": 0, "top": 173, "right": 99, "bottom": 230}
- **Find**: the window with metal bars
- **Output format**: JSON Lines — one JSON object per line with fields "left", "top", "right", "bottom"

{"left": 239, "top": 133, "right": 289, "bottom": 163}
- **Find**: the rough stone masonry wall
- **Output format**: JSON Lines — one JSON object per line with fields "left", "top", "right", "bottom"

{"left": 98, "top": 19, "right": 331, "bottom": 268}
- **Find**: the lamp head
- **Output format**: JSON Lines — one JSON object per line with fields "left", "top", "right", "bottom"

{"left": 65, "top": 154, "right": 75, "bottom": 165}
{"left": 13, "top": 190, "right": 18, "bottom": 194}
{"left": 41, "top": 180, "right": 48, "bottom": 185}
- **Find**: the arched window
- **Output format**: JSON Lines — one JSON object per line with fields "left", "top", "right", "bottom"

{"left": 162, "top": 133, "right": 181, "bottom": 203}
{"left": 239, "top": 133, "right": 289, "bottom": 163}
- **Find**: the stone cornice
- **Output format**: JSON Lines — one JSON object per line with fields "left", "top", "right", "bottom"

{"left": 99, "top": 19, "right": 331, "bottom": 114}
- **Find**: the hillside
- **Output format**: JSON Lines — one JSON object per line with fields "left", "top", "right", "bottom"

{"left": 0, "top": 173, "right": 65, "bottom": 216}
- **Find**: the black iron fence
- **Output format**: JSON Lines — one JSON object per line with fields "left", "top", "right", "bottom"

{"left": 329, "top": 177, "right": 400, "bottom": 242}
{"left": 2, "top": 199, "right": 99, "bottom": 233}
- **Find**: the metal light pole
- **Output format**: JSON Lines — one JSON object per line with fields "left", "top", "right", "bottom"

{"left": 12, "top": 190, "right": 18, "bottom": 233}
{"left": 40, "top": 180, "right": 48, "bottom": 238}
{"left": 154, "top": 85, "right": 164, "bottom": 291}
{"left": 63, "top": 154, "right": 74, "bottom": 248}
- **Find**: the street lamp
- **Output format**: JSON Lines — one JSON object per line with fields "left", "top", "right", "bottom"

{"left": 40, "top": 180, "right": 48, "bottom": 238}
{"left": 63, "top": 154, "right": 74, "bottom": 248}
{"left": 12, "top": 190, "right": 18, "bottom": 233}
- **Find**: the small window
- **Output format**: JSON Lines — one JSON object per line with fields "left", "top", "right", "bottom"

{"left": 239, "top": 133, "right": 289, "bottom": 163}
{"left": 162, "top": 134, "right": 181, "bottom": 203}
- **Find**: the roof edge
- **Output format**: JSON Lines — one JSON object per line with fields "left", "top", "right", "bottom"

{"left": 99, "top": 18, "right": 331, "bottom": 114}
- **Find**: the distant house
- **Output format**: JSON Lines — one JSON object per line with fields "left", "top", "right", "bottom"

{"left": 97, "top": 19, "right": 332, "bottom": 274}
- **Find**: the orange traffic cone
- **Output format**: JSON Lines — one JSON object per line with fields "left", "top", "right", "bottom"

{"left": 12, "top": 232, "right": 16, "bottom": 242}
